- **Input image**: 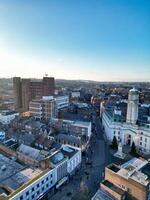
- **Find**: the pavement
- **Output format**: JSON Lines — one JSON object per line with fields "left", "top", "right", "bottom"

{"left": 49, "top": 106, "right": 112, "bottom": 200}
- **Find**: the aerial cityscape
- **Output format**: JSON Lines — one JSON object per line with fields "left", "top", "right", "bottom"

{"left": 0, "top": 1, "right": 150, "bottom": 200}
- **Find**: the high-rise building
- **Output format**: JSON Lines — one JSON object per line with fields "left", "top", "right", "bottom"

{"left": 13, "top": 77, "right": 22, "bottom": 110}
{"left": 21, "top": 79, "right": 31, "bottom": 112}
{"left": 13, "top": 77, "right": 55, "bottom": 111}
{"left": 43, "top": 77, "right": 55, "bottom": 96}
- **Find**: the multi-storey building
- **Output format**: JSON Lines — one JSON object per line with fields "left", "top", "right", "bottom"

{"left": 101, "top": 158, "right": 150, "bottom": 200}
{"left": 13, "top": 77, "right": 55, "bottom": 111}
{"left": 29, "top": 96, "right": 56, "bottom": 121}
{"left": 55, "top": 95, "right": 69, "bottom": 110}
{"left": 102, "top": 88, "right": 150, "bottom": 155}
{"left": 50, "top": 118, "right": 92, "bottom": 138}
{"left": 13, "top": 77, "right": 22, "bottom": 110}
{"left": 0, "top": 110, "right": 19, "bottom": 125}
{"left": 0, "top": 145, "right": 81, "bottom": 200}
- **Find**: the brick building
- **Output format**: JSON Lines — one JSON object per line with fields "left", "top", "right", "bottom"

{"left": 13, "top": 77, "right": 55, "bottom": 111}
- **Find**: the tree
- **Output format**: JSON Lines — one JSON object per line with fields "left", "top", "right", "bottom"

{"left": 111, "top": 136, "right": 118, "bottom": 149}
{"left": 130, "top": 141, "right": 137, "bottom": 155}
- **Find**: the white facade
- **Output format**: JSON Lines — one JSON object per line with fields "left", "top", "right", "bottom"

{"left": 72, "top": 121, "right": 92, "bottom": 138}
{"left": 102, "top": 107, "right": 150, "bottom": 155}
{"left": 55, "top": 95, "right": 69, "bottom": 110}
{"left": 10, "top": 168, "right": 57, "bottom": 200}
{"left": 0, "top": 130, "right": 5, "bottom": 141}
{"left": 50, "top": 118, "right": 92, "bottom": 138}
{"left": 0, "top": 110, "right": 19, "bottom": 124}
{"left": 29, "top": 97, "right": 55, "bottom": 120}
{"left": 126, "top": 88, "right": 139, "bottom": 124}
{"left": 71, "top": 91, "right": 80, "bottom": 98}
{"left": 102, "top": 89, "right": 150, "bottom": 155}
{"left": 0, "top": 145, "right": 82, "bottom": 200}
{"left": 62, "top": 145, "right": 82, "bottom": 174}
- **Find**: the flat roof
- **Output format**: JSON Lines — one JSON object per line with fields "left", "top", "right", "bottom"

{"left": 0, "top": 154, "right": 24, "bottom": 184}
{"left": 0, "top": 154, "right": 42, "bottom": 194}
{"left": 73, "top": 120, "right": 91, "bottom": 127}
{"left": 92, "top": 189, "right": 116, "bottom": 200}
{"left": 61, "top": 145, "right": 78, "bottom": 159}
{"left": 102, "top": 180, "right": 124, "bottom": 195}
{"left": 50, "top": 145, "right": 78, "bottom": 164}
{"left": 117, "top": 158, "right": 149, "bottom": 186}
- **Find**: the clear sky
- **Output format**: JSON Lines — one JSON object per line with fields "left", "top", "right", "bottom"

{"left": 0, "top": 0, "right": 150, "bottom": 81}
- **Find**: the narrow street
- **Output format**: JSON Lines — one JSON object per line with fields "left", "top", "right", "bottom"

{"left": 49, "top": 110, "right": 112, "bottom": 200}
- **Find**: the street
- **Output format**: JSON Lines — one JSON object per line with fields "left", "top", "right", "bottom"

{"left": 49, "top": 109, "right": 112, "bottom": 200}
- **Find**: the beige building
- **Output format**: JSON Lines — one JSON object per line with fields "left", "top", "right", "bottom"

{"left": 104, "top": 158, "right": 150, "bottom": 200}
{"left": 29, "top": 96, "right": 56, "bottom": 121}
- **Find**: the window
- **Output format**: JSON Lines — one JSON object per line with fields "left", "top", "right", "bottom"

{"left": 26, "top": 191, "right": 29, "bottom": 196}
{"left": 145, "top": 138, "right": 147, "bottom": 142}
{"left": 145, "top": 144, "right": 147, "bottom": 148}
{"left": 140, "top": 137, "right": 142, "bottom": 140}
{"left": 32, "top": 194, "right": 35, "bottom": 199}
{"left": 42, "top": 180, "right": 44, "bottom": 184}
{"left": 50, "top": 174, "right": 53, "bottom": 178}
{"left": 32, "top": 187, "right": 34, "bottom": 192}
{"left": 46, "top": 177, "right": 49, "bottom": 181}
{"left": 20, "top": 196, "right": 23, "bottom": 200}
{"left": 114, "top": 131, "right": 116, "bottom": 135}
{"left": 37, "top": 183, "right": 39, "bottom": 188}
{"left": 118, "top": 131, "right": 120, "bottom": 135}
{"left": 42, "top": 187, "right": 44, "bottom": 191}
{"left": 37, "top": 191, "right": 40, "bottom": 195}
{"left": 46, "top": 183, "right": 49, "bottom": 188}
{"left": 127, "top": 188, "right": 132, "bottom": 194}
{"left": 140, "top": 142, "right": 142, "bottom": 146}
{"left": 51, "top": 180, "right": 53, "bottom": 184}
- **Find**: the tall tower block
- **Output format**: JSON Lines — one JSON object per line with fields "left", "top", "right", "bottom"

{"left": 126, "top": 88, "right": 139, "bottom": 124}
{"left": 13, "top": 77, "right": 22, "bottom": 110}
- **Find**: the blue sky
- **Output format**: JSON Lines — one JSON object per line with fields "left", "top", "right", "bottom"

{"left": 0, "top": 0, "right": 150, "bottom": 81}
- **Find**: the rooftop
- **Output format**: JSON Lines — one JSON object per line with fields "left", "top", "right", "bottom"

{"left": 0, "top": 153, "right": 48, "bottom": 199}
{"left": 91, "top": 189, "right": 116, "bottom": 200}
{"left": 0, "top": 110, "right": 18, "bottom": 116}
{"left": 55, "top": 133, "right": 81, "bottom": 145}
{"left": 49, "top": 145, "right": 78, "bottom": 165}
{"left": 18, "top": 144, "right": 45, "bottom": 161}
{"left": 109, "top": 158, "right": 149, "bottom": 186}
{"left": 0, "top": 154, "right": 24, "bottom": 184}
{"left": 73, "top": 120, "right": 91, "bottom": 127}
{"left": 49, "top": 150, "right": 66, "bottom": 165}
{"left": 61, "top": 145, "right": 78, "bottom": 158}
{"left": 102, "top": 180, "right": 125, "bottom": 195}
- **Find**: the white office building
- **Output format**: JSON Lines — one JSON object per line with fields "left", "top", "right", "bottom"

{"left": 55, "top": 95, "right": 69, "bottom": 110}
{"left": 61, "top": 145, "right": 81, "bottom": 175}
{"left": 0, "top": 110, "right": 19, "bottom": 124}
{"left": 29, "top": 96, "right": 56, "bottom": 121}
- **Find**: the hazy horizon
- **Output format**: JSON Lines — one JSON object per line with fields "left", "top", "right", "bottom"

{"left": 0, "top": 0, "right": 150, "bottom": 81}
